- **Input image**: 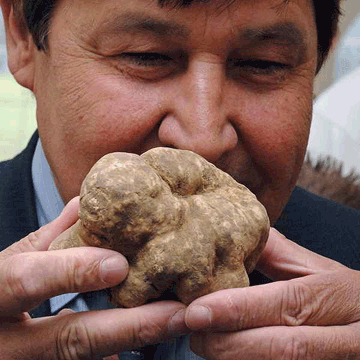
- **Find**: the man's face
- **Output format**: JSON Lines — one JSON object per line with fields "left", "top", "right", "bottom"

{"left": 32, "top": 0, "right": 317, "bottom": 224}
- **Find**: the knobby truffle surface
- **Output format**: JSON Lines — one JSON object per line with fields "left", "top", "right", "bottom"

{"left": 50, "top": 147, "right": 270, "bottom": 307}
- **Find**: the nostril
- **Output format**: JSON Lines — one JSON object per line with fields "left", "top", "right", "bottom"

{"left": 223, "top": 121, "right": 239, "bottom": 148}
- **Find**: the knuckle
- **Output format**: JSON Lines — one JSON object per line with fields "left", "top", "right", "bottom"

{"left": 0, "top": 230, "right": 45, "bottom": 261}
{"left": 207, "top": 334, "right": 232, "bottom": 359}
{"left": 13, "top": 231, "right": 41, "bottom": 254}
{"left": 131, "top": 315, "right": 163, "bottom": 348}
{"left": 196, "top": 333, "right": 234, "bottom": 360}
{"left": 5, "top": 254, "right": 39, "bottom": 304}
{"left": 26, "top": 230, "right": 43, "bottom": 250}
{"left": 223, "top": 290, "right": 249, "bottom": 330}
{"left": 67, "top": 254, "right": 101, "bottom": 292}
{"left": 70, "top": 256, "right": 89, "bottom": 290}
{"left": 281, "top": 281, "right": 316, "bottom": 326}
{"left": 56, "top": 318, "right": 93, "bottom": 360}
{"left": 270, "top": 331, "right": 311, "bottom": 360}
{"left": 347, "top": 323, "right": 360, "bottom": 356}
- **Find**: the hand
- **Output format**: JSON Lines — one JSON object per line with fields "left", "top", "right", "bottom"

{"left": 185, "top": 228, "right": 360, "bottom": 359}
{"left": 0, "top": 197, "right": 188, "bottom": 359}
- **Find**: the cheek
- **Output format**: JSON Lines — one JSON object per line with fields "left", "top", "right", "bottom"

{"left": 35, "top": 46, "right": 163, "bottom": 160}
{"left": 55, "top": 74, "right": 163, "bottom": 156}
{"left": 238, "top": 88, "right": 312, "bottom": 184}
{"left": 253, "top": 103, "right": 310, "bottom": 163}
{"left": 234, "top": 86, "right": 313, "bottom": 224}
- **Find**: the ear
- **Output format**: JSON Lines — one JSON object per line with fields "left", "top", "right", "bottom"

{"left": 1, "top": 1, "right": 35, "bottom": 90}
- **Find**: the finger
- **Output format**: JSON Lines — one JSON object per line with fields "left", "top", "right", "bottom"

{"left": 185, "top": 269, "right": 360, "bottom": 331}
{"left": 53, "top": 302, "right": 189, "bottom": 358}
{"left": 0, "top": 197, "right": 80, "bottom": 259}
{"left": 190, "top": 322, "right": 360, "bottom": 360}
{"left": 57, "top": 308, "right": 76, "bottom": 317}
{"left": 0, "top": 247, "right": 128, "bottom": 316}
{"left": 2, "top": 301, "right": 190, "bottom": 359}
{"left": 257, "top": 228, "right": 345, "bottom": 280}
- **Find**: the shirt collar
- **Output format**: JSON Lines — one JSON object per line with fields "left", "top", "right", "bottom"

{"left": 31, "top": 139, "right": 64, "bottom": 226}
{"left": 31, "top": 139, "right": 78, "bottom": 313}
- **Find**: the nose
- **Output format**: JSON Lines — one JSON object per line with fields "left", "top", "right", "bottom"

{"left": 158, "top": 57, "right": 238, "bottom": 163}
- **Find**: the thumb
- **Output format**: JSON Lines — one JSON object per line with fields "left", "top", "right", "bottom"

{"left": 14, "top": 301, "right": 189, "bottom": 359}
{"left": 256, "top": 228, "right": 345, "bottom": 281}
{"left": 0, "top": 197, "right": 79, "bottom": 259}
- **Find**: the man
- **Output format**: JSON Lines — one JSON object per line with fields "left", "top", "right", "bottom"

{"left": 1, "top": 0, "right": 360, "bottom": 359}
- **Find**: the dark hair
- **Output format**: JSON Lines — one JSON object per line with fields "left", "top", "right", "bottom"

{"left": 15, "top": 0, "right": 341, "bottom": 73}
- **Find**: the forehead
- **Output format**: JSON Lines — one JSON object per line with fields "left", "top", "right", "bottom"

{"left": 61, "top": 0, "right": 314, "bottom": 21}
{"left": 54, "top": 0, "right": 316, "bottom": 48}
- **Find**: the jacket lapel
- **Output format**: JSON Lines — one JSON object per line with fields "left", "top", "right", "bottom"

{"left": 0, "top": 131, "right": 50, "bottom": 317}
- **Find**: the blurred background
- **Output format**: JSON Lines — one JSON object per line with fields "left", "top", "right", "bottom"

{"left": 314, "top": 0, "right": 360, "bottom": 95}
{"left": 0, "top": 2, "right": 360, "bottom": 162}
{"left": 0, "top": 12, "right": 36, "bottom": 162}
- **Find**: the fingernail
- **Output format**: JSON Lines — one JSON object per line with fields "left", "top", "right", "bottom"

{"left": 100, "top": 256, "right": 128, "bottom": 284}
{"left": 185, "top": 305, "right": 212, "bottom": 330}
{"left": 168, "top": 309, "right": 190, "bottom": 336}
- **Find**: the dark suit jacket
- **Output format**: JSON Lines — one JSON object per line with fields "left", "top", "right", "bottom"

{"left": 1, "top": 131, "right": 360, "bottom": 318}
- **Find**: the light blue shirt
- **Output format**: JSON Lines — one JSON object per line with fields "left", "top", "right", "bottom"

{"left": 31, "top": 139, "right": 203, "bottom": 359}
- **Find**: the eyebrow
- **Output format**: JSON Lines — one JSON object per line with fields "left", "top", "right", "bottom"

{"left": 242, "top": 22, "right": 306, "bottom": 49}
{"left": 95, "top": 14, "right": 306, "bottom": 55}
{"left": 96, "top": 12, "right": 189, "bottom": 39}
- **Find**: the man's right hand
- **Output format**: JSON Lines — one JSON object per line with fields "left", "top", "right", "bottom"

{"left": 0, "top": 197, "right": 188, "bottom": 359}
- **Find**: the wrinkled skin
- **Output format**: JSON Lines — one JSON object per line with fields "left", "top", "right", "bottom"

{"left": 2, "top": 0, "right": 360, "bottom": 358}
{"left": 50, "top": 148, "right": 270, "bottom": 307}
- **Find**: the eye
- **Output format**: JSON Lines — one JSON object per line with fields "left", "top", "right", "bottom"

{"left": 241, "top": 60, "right": 287, "bottom": 72}
{"left": 119, "top": 52, "right": 174, "bottom": 67}
{"left": 230, "top": 59, "right": 289, "bottom": 75}
{"left": 111, "top": 51, "right": 185, "bottom": 81}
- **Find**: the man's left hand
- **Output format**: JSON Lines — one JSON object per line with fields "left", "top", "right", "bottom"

{"left": 185, "top": 228, "right": 360, "bottom": 359}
